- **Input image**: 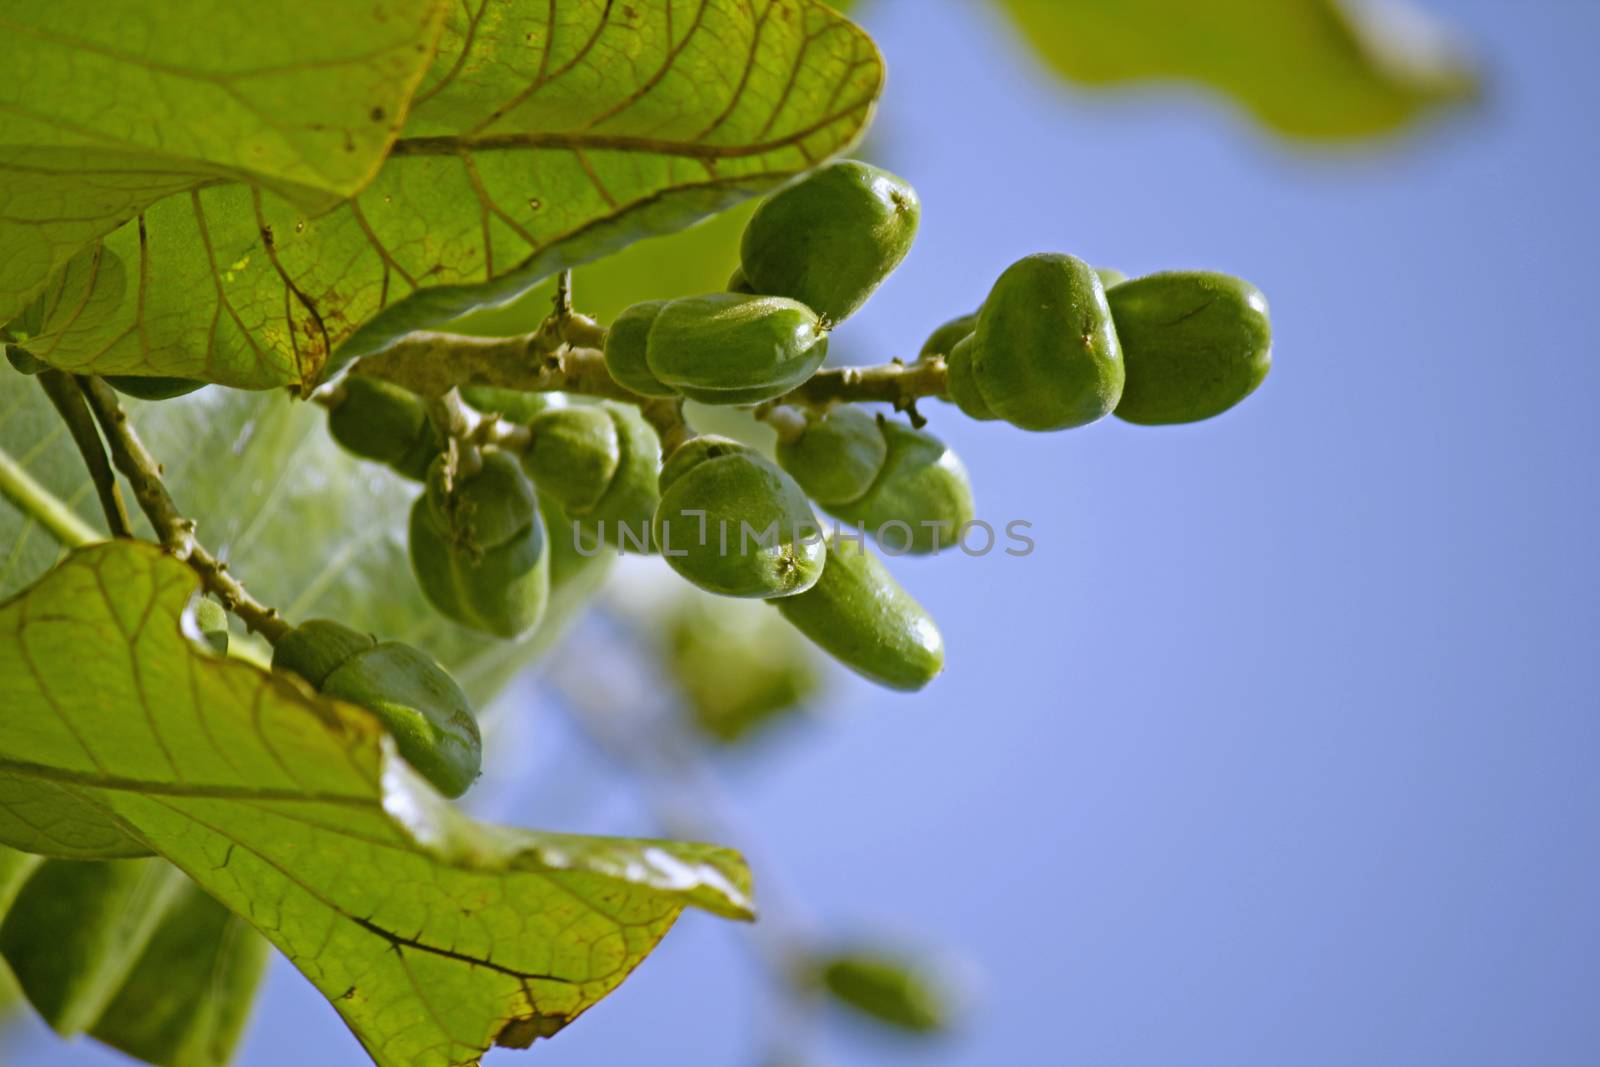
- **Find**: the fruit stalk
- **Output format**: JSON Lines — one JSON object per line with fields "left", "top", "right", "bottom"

{"left": 78, "top": 376, "right": 292, "bottom": 644}
{"left": 761, "top": 356, "right": 949, "bottom": 421}
{"left": 34, "top": 370, "right": 133, "bottom": 538}
{"left": 354, "top": 321, "right": 950, "bottom": 420}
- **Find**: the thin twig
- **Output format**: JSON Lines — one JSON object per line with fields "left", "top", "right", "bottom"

{"left": 553, "top": 269, "right": 573, "bottom": 320}
{"left": 756, "top": 404, "right": 809, "bottom": 444}
{"left": 639, "top": 396, "right": 693, "bottom": 456}
{"left": 765, "top": 355, "right": 948, "bottom": 416}
{"left": 36, "top": 371, "right": 133, "bottom": 538}
{"left": 425, "top": 388, "right": 483, "bottom": 481}
{"left": 353, "top": 331, "right": 630, "bottom": 401}
{"left": 80, "top": 376, "right": 293, "bottom": 644}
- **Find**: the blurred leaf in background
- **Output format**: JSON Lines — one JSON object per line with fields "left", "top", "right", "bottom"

{"left": 996, "top": 0, "right": 1476, "bottom": 140}
{"left": 812, "top": 948, "right": 958, "bottom": 1035}
{"left": 662, "top": 591, "right": 824, "bottom": 745}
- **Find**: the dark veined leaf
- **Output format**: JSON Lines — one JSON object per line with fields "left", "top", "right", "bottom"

{"left": 8, "top": 0, "right": 884, "bottom": 390}
{"left": 996, "top": 0, "right": 1475, "bottom": 140}
{"left": 0, "top": 0, "right": 448, "bottom": 341}
{"left": 0, "top": 542, "right": 752, "bottom": 1066}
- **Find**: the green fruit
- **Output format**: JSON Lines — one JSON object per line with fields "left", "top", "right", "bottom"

{"left": 657, "top": 433, "right": 748, "bottom": 492}
{"left": 816, "top": 952, "right": 951, "bottom": 1034}
{"left": 327, "top": 375, "right": 443, "bottom": 481}
{"left": 943, "top": 334, "right": 998, "bottom": 421}
{"left": 409, "top": 451, "right": 550, "bottom": 638}
{"left": 104, "top": 375, "right": 205, "bottom": 400}
{"left": 739, "top": 160, "right": 919, "bottom": 325}
{"left": 775, "top": 405, "right": 887, "bottom": 506}
{"left": 727, "top": 266, "right": 756, "bottom": 294}
{"left": 827, "top": 420, "right": 974, "bottom": 555}
{"left": 460, "top": 385, "right": 569, "bottom": 423}
{"left": 646, "top": 293, "right": 828, "bottom": 405}
{"left": 772, "top": 537, "right": 943, "bottom": 690}
{"left": 1109, "top": 271, "right": 1273, "bottom": 425}
{"left": 918, "top": 312, "right": 978, "bottom": 359}
{"left": 271, "top": 619, "right": 373, "bottom": 687}
{"left": 603, "top": 300, "right": 677, "bottom": 398}
{"left": 521, "top": 406, "right": 619, "bottom": 514}
{"left": 322, "top": 645, "right": 482, "bottom": 797}
{"left": 555, "top": 400, "right": 661, "bottom": 552}
{"left": 971, "top": 252, "right": 1124, "bottom": 431}
{"left": 1096, "top": 267, "right": 1128, "bottom": 288}
{"left": 654, "top": 436, "right": 825, "bottom": 598}
{"left": 192, "top": 597, "right": 229, "bottom": 656}
{"left": 271, "top": 619, "right": 481, "bottom": 797}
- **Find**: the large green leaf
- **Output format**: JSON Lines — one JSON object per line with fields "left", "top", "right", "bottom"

{"left": 0, "top": 541, "right": 752, "bottom": 1066}
{"left": 0, "top": 857, "right": 188, "bottom": 1036}
{"left": 10, "top": 0, "right": 884, "bottom": 390}
{"left": 0, "top": 0, "right": 450, "bottom": 338}
{"left": 996, "top": 0, "right": 1475, "bottom": 140}
{"left": 90, "top": 880, "right": 272, "bottom": 1067}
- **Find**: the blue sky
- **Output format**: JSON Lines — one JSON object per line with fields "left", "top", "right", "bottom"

{"left": 11, "top": 1, "right": 1599, "bottom": 1065}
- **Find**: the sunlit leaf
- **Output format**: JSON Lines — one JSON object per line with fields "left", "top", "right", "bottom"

{"left": 10, "top": 0, "right": 884, "bottom": 390}
{"left": 0, "top": 541, "right": 752, "bottom": 1066}
{"left": 0, "top": 0, "right": 449, "bottom": 340}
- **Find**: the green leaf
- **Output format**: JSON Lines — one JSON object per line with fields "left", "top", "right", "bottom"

{"left": 11, "top": 0, "right": 884, "bottom": 390}
{"left": 90, "top": 881, "right": 272, "bottom": 1067}
{"left": 0, "top": 0, "right": 449, "bottom": 338}
{"left": 0, "top": 541, "right": 752, "bottom": 1065}
{"left": 996, "top": 0, "right": 1476, "bottom": 140}
{"left": 815, "top": 950, "right": 952, "bottom": 1034}
{"left": 0, "top": 774, "right": 153, "bottom": 859}
{"left": 0, "top": 857, "right": 188, "bottom": 1036}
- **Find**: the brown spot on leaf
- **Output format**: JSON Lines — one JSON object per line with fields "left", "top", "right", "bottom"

{"left": 495, "top": 1012, "right": 570, "bottom": 1048}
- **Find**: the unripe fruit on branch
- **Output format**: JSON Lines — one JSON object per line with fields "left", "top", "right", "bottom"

{"left": 192, "top": 596, "right": 230, "bottom": 656}
{"left": 409, "top": 451, "right": 550, "bottom": 638}
{"left": 1095, "top": 267, "right": 1128, "bottom": 289}
{"left": 542, "top": 400, "right": 661, "bottom": 552}
{"left": 944, "top": 334, "right": 999, "bottom": 421}
{"left": 654, "top": 436, "right": 825, "bottom": 598}
{"left": 772, "top": 537, "right": 944, "bottom": 691}
{"left": 825, "top": 420, "right": 975, "bottom": 556}
{"left": 775, "top": 405, "right": 888, "bottom": 507}
{"left": 971, "top": 252, "right": 1124, "bottom": 431}
{"left": 739, "top": 160, "right": 919, "bottom": 326}
{"left": 603, "top": 300, "right": 677, "bottom": 398}
{"left": 460, "top": 385, "right": 568, "bottom": 423}
{"left": 104, "top": 375, "right": 205, "bottom": 400}
{"left": 646, "top": 293, "right": 828, "bottom": 405}
{"left": 1108, "top": 271, "right": 1272, "bottom": 425}
{"left": 327, "top": 376, "right": 443, "bottom": 481}
{"left": 272, "top": 620, "right": 481, "bottom": 797}
{"left": 918, "top": 312, "right": 977, "bottom": 360}
{"left": 521, "top": 406, "right": 619, "bottom": 515}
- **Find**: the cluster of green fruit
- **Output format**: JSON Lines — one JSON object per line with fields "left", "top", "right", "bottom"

{"left": 937, "top": 256, "right": 1271, "bottom": 430}
{"left": 313, "top": 157, "right": 1272, "bottom": 786}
